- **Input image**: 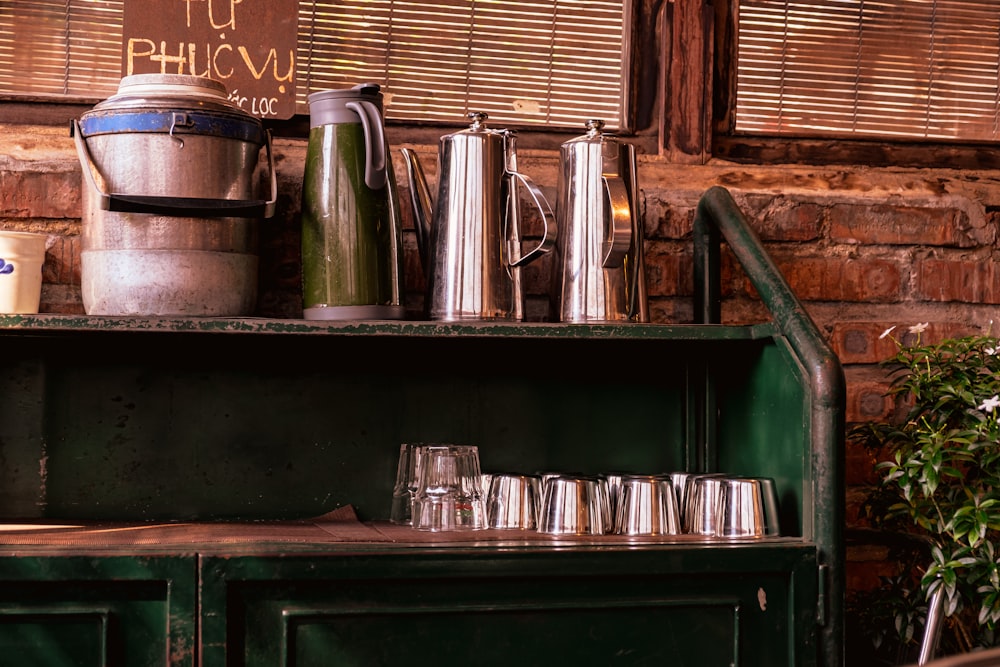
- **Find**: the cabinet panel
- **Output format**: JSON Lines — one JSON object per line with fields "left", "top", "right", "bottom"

{"left": 0, "top": 609, "right": 106, "bottom": 667}
{"left": 281, "top": 599, "right": 737, "bottom": 666}
{"left": 203, "top": 545, "right": 818, "bottom": 667}
{"left": 0, "top": 556, "right": 196, "bottom": 667}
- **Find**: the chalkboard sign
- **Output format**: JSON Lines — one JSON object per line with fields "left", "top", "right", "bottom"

{"left": 122, "top": 0, "right": 299, "bottom": 119}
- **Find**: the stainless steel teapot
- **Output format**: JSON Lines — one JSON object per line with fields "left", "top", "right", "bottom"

{"left": 551, "top": 119, "right": 648, "bottom": 323}
{"left": 401, "top": 112, "right": 556, "bottom": 321}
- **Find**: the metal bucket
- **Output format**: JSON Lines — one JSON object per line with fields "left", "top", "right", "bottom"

{"left": 73, "top": 74, "right": 276, "bottom": 316}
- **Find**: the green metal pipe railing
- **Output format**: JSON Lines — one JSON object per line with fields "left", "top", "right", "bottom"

{"left": 693, "top": 185, "right": 846, "bottom": 667}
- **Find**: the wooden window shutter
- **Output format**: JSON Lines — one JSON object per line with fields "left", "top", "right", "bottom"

{"left": 736, "top": 0, "right": 1000, "bottom": 141}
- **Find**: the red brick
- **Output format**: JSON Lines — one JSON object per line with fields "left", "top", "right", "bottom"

{"left": 43, "top": 235, "right": 81, "bottom": 286}
{"left": 916, "top": 257, "right": 1000, "bottom": 303}
{"left": 846, "top": 543, "right": 900, "bottom": 593}
{"left": 760, "top": 256, "right": 903, "bottom": 302}
{"left": 846, "top": 442, "right": 883, "bottom": 488}
{"left": 401, "top": 233, "right": 426, "bottom": 293}
{"left": 830, "top": 321, "right": 985, "bottom": 364}
{"left": 642, "top": 196, "right": 693, "bottom": 240}
{"left": 830, "top": 322, "right": 902, "bottom": 365}
{"left": 39, "top": 284, "right": 84, "bottom": 315}
{"left": 0, "top": 170, "right": 81, "bottom": 219}
{"left": 643, "top": 244, "right": 693, "bottom": 297}
{"left": 741, "top": 195, "right": 824, "bottom": 242}
{"left": 647, "top": 298, "right": 693, "bottom": 324}
{"left": 845, "top": 376, "right": 894, "bottom": 424}
{"left": 830, "top": 203, "right": 977, "bottom": 247}
{"left": 519, "top": 252, "right": 553, "bottom": 296}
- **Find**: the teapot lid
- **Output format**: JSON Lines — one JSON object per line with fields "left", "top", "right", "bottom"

{"left": 441, "top": 111, "right": 509, "bottom": 144}
{"left": 563, "top": 119, "right": 619, "bottom": 146}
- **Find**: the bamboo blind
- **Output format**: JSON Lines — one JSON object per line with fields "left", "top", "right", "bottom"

{"left": 0, "top": 0, "right": 626, "bottom": 128}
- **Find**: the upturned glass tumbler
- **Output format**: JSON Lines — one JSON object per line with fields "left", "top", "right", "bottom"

{"left": 412, "top": 445, "right": 487, "bottom": 531}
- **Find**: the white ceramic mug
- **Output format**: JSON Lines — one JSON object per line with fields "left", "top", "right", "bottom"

{"left": 0, "top": 231, "right": 46, "bottom": 314}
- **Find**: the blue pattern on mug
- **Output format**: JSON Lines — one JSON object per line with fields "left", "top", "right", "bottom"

{"left": 0, "top": 258, "right": 13, "bottom": 275}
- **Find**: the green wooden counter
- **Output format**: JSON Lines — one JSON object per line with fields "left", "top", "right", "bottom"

{"left": 0, "top": 519, "right": 818, "bottom": 667}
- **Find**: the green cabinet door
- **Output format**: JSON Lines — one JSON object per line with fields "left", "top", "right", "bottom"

{"left": 202, "top": 544, "right": 819, "bottom": 667}
{"left": 0, "top": 555, "right": 196, "bottom": 667}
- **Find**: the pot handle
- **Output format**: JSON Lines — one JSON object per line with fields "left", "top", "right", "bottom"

{"left": 71, "top": 120, "right": 278, "bottom": 219}
{"left": 601, "top": 175, "right": 632, "bottom": 268}
{"left": 508, "top": 170, "right": 557, "bottom": 268}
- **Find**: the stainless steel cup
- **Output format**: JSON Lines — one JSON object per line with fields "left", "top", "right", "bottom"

{"left": 670, "top": 471, "right": 724, "bottom": 527}
{"left": 683, "top": 475, "right": 726, "bottom": 535}
{"left": 614, "top": 474, "right": 681, "bottom": 536}
{"left": 603, "top": 472, "right": 627, "bottom": 524}
{"left": 716, "top": 477, "right": 767, "bottom": 538}
{"left": 537, "top": 475, "right": 608, "bottom": 535}
{"left": 486, "top": 473, "right": 543, "bottom": 530}
{"left": 593, "top": 475, "right": 613, "bottom": 532}
{"left": 667, "top": 471, "right": 694, "bottom": 526}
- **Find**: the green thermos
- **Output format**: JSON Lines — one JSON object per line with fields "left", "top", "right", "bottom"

{"left": 301, "top": 84, "right": 405, "bottom": 320}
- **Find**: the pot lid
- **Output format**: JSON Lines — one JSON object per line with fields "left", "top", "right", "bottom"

{"left": 89, "top": 74, "right": 247, "bottom": 114}
{"left": 79, "top": 74, "right": 263, "bottom": 144}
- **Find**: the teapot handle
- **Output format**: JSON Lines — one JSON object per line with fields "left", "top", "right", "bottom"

{"left": 507, "top": 170, "right": 557, "bottom": 268}
{"left": 601, "top": 175, "right": 632, "bottom": 268}
{"left": 346, "top": 100, "right": 387, "bottom": 190}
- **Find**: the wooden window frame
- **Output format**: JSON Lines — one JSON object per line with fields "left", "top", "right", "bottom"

{"left": 6, "top": 0, "right": 993, "bottom": 166}
{"left": 708, "top": 0, "right": 1000, "bottom": 169}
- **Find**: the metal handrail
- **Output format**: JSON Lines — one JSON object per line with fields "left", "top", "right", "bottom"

{"left": 693, "top": 185, "right": 847, "bottom": 667}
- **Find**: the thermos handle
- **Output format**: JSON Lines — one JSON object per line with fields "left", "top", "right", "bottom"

{"left": 346, "top": 100, "right": 387, "bottom": 191}
{"left": 507, "top": 170, "right": 557, "bottom": 268}
{"left": 72, "top": 120, "right": 278, "bottom": 219}
{"left": 601, "top": 175, "right": 632, "bottom": 268}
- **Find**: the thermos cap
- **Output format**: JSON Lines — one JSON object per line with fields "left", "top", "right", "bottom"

{"left": 307, "top": 83, "right": 383, "bottom": 128}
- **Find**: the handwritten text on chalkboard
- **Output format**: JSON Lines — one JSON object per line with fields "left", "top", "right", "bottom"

{"left": 123, "top": 0, "right": 298, "bottom": 119}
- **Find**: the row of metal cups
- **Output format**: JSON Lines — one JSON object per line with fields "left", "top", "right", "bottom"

{"left": 390, "top": 444, "right": 781, "bottom": 537}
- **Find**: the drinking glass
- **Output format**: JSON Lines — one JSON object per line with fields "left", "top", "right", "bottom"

{"left": 389, "top": 443, "right": 426, "bottom": 525}
{"left": 412, "top": 445, "right": 487, "bottom": 531}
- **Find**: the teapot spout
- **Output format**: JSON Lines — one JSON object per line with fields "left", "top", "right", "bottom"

{"left": 400, "top": 148, "right": 432, "bottom": 268}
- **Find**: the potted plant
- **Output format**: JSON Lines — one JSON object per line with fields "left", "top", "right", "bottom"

{"left": 849, "top": 323, "right": 1000, "bottom": 664}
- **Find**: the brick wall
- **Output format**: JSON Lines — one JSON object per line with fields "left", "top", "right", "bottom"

{"left": 4, "top": 122, "right": 1000, "bottom": 595}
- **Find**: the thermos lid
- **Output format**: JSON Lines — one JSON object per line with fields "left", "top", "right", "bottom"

{"left": 78, "top": 74, "right": 263, "bottom": 144}
{"left": 307, "top": 83, "right": 384, "bottom": 128}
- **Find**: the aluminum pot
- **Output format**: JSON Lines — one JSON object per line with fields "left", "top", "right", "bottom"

{"left": 73, "top": 74, "right": 276, "bottom": 316}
